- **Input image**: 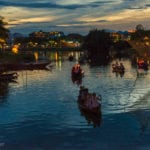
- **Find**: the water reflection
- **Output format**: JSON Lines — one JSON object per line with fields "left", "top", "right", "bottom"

{"left": 78, "top": 104, "right": 102, "bottom": 128}
{"left": 113, "top": 71, "right": 125, "bottom": 78}
{"left": 0, "top": 81, "right": 9, "bottom": 102}
{"left": 33, "top": 50, "right": 81, "bottom": 62}
{"left": 71, "top": 76, "right": 82, "bottom": 85}
{"left": 133, "top": 110, "right": 150, "bottom": 135}
{"left": 0, "top": 53, "right": 150, "bottom": 149}
{"left": 137, "top": 69, "right": 148, "bottom": 78}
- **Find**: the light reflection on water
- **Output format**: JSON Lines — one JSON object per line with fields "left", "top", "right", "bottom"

{"left": 0, "top": 59, "right": 150, "bottom": 149}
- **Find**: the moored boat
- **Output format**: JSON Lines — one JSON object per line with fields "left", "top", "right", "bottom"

{"left": 0, "top": 72, "right": 18, "bottom": 82}
{"left": 78, "top": 100, "right": 101, "bottom": 115}
{"left": 0, "top": 61, "right": 51, "bottom": 71}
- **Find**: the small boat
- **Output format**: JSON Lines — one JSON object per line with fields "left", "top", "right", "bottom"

{"left": 24, "top": 62, "right": 51, "bottom": 70}
{"left": 77, "top": 94, "right": 102, "bottom": 127}
{"left": 77, "top": 89, "right": 101, "bottom": 116}
{"left": 78, "top": 101, "right": 101, "bottom": 115}
{"left": 78, "top": 104, "right": 102, "bottom": 127}
{"left": 68, "top": 55, "right": 74, "bottom": 61}
{"left": 71, "top": 64, "right": 84, "bottom": 80}
{"left": 137, "top": 61, "right": 148, "bottom": 70}
{"left": 0, "top": 61, "right": 51, "bottom": 71}
{"left": 0, "top": 72, "right": 18, "bottom": 82}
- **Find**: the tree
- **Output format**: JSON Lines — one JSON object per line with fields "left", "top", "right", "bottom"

{"left": 82, "top": 29, "right": 113, "bottom": 64}
{"left": 0, "top": 16, "right": 9, "bottom": 50}
{"left": 136, "top": 24, "right": 144, "bottom": 31}
{"left": 0, "top": 16, "right": 9, "bottom": 40}
{"left": 131, "top": 24, "right": 145, "bottom": 41}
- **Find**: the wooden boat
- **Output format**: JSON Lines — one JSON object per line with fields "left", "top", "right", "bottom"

{"left": 78, "top": 101, "right": 101, "bottom": 115}
{"left": 0, "top": 72, "right": 18, "bottom": 82}
{"left": 77, "top": 93, "right": 101, "bottom": 116}
{"left": 77, "top": 95, "right": 101, "bottom": 127}
{"left": 137, "top": 62, "right": 148, "bottom": 70}
{"left": 71, "top": 64, "right": 84, "bottom": 79}
{"left": 0, "top": 61, "right": 51, "bottom": 71}
{"left": 23, "top": 62, "right": 51, "bottom": 70}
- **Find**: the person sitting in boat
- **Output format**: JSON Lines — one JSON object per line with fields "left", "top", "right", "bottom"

{"left": 138, "top": 59, "right": 148, "bottom": 70}
{"left": 143, "top": 61, "right": 148, "bottom": 70}
{"left": 137, "top": 59, "right": 147, "bottom": 69}
{"left": 76, "top": 64, "right": 81, "bottom": 73}
{"left": 84, "top": 93, "right": 100, "bottom": 110}
{"left": 119, "top": 63, "right": 125, "bottom": 71}
{"left": 72, "top": 64, "right": 79, "bottom": 74}
{"left": 138, "top": 59, "right": 143, "bottom": 68}
{"left": 91, "top": 93, "right": 100, "bottom": 109}
{"left": 112, "top": 61, "right": 119, "bottom": 71}
{"left": 84, "top": 93, "right": 93, "bottom": 109}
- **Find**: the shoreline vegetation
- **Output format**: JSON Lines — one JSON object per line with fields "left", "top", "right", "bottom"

{"left": 1, "top": 16, "right": 150, "bottom": 68}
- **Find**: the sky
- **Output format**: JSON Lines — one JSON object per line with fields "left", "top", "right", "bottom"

{"left": 1, "top": 0, "right": 150, "bottom": 35}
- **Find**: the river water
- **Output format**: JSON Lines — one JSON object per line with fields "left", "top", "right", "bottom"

{"left": 0, "top": 52, "right": 150, "bottom": 150}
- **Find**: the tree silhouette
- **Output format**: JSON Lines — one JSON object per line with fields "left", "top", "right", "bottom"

{"left": 0, "top": 16, "right": 9, "bottom": 51}
{"left": 0, "top": 16, "right": 9, "bottom": 41}
{"left": 131, "top": 24, "right": 145, "bottom": 41}
{"left": 136, "top": 24, "right": 144, "bottom": 31}
{"left": 82, "top": 29, "right": 113, "bottom": 64}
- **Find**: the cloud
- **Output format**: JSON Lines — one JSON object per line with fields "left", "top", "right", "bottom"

{"left": 145, "top": 4, "right": 150, "bottom": 8}
{"left": 127, "top": 6, "right": 145, "bottom": 9}
{"left": 1, "top": 0, "right": 150, "bottom": 35}
{"left": 0, "top": 0, "right": 115, "bottom": 9}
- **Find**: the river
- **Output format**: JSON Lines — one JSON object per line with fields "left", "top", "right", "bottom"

{"left": 0, "top": 51, "right": 150, "bottom": 150}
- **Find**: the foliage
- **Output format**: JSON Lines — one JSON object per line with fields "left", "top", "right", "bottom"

{"left": 82, "top": 29, "right": 113, "bottom": 64}
{"left": 131, "top": 24, "right": 146, "bottom": 41}
{"left": 65, "top": 33, "right": 85, "bottom": 42}
{"left": 136, "top": 24, "right": 144, "bottom": 31}
{"left": 0, "top": 51, "right": 34, "bottom": 63}
{"left": 0, "top": 16, "right": 9, "bottom": 41}
{"left": 113, "top": 40, "right": 131, "bottom": 51}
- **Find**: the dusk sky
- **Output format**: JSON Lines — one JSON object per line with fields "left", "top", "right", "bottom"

{"left": 1, "top": 0, "right": 150, "bottom": 35}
